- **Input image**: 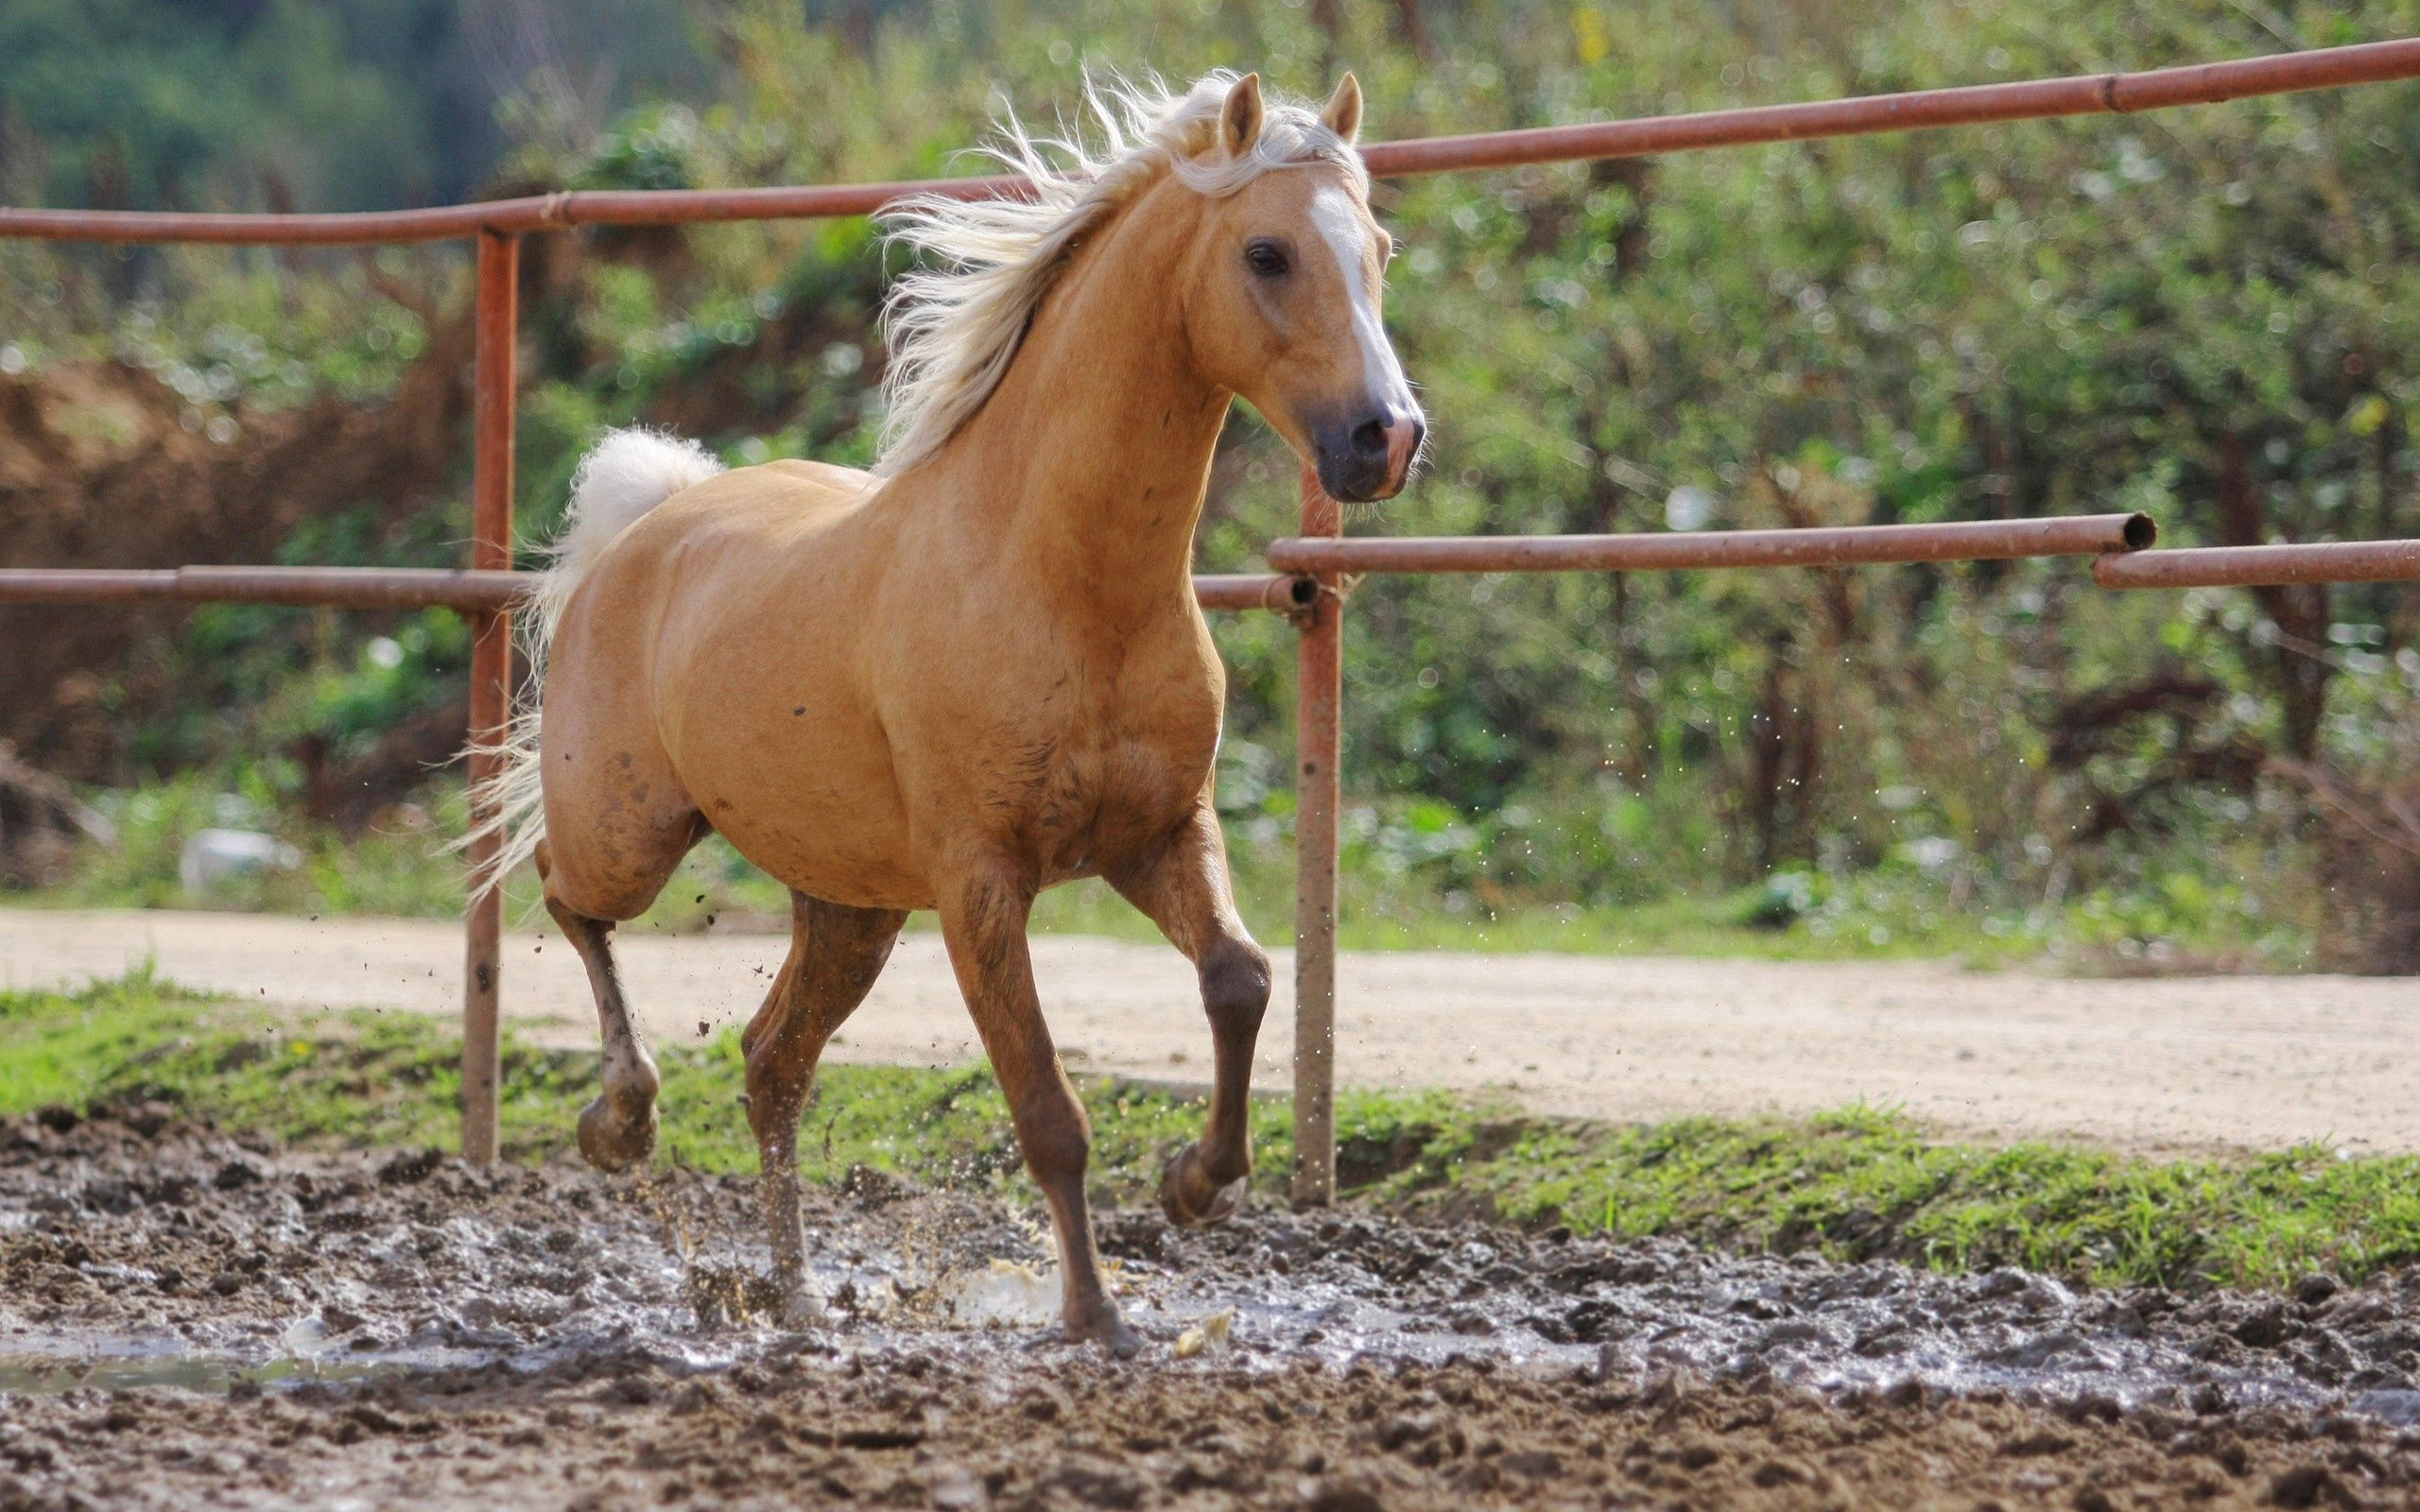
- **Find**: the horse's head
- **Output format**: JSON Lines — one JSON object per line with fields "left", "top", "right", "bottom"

{"left": 1179, "top": 74, "right": 1424, "bottom": 503}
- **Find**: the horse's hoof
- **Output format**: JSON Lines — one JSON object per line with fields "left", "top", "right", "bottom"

{"left": 1159, "top": 1144, "right": 1247, "bottom": 1228}
{"left": 1066, "top": 1309, "right": 1142, "bottom": 1360}
{"left": 775, "top": 1275, "right": 826, "bottom": 1330}
{"left": 577, "top": 1091, "right": 658, "bottom": 1173}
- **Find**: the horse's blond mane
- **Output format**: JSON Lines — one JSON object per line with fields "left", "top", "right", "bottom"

{"left": 873, "top": 70, "right": 1364, "bottom": 475}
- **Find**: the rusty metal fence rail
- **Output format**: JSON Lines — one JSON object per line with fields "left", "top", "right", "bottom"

{"left": 7, "top": 37, "right": 2420, "bottom": 1195}
{"left": 0, "top": 567, "right": 1305, "bottom": 616}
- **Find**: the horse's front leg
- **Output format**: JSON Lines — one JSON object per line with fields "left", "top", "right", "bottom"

{"left": 1107, "top": 801, "right": 1273, "bottom": 1228}
{"left": 937, "top": 860, "right": 1139, "bottom": 1357}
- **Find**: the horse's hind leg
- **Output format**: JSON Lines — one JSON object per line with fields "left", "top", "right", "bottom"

{"left": 741, "top": 891, "right": 906, "bottom": 1302}
{"left": 539, "top": 824, "right": 697, "bottom": 1173}
{"left": 544, "top": 885, "right": 664, "bottom": 1172}
{"left": 533, "top": 716, "right": 705, "bottom": 1172}
{"left": 1106, "top": 799, "right": 1272, "bottom": 1228}
{"left": 529, "top": 603, "right": 706, "bottom": 1171}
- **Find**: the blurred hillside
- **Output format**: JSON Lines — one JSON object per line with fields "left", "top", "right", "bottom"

{"left": 5, "top": 0, "right": 2420, "bottom": 971}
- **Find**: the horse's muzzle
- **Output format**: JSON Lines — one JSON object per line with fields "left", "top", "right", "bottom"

{"left": 1314, "top": 405, "right": 1426, "bottom": 503}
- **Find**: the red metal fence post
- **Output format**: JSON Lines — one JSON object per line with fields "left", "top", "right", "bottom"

{"left": 462, "top": 229, "right": 519, "bottom": 1166}
{"left": 1291, "top": 464, "right": 1344, "bottom": 1207}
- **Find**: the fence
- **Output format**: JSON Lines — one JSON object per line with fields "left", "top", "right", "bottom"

{"left": 7, "top": 38, "right": 2420, "bottom": 1199}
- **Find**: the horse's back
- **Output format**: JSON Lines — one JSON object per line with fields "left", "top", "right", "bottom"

{"left": 643, "top": 456, "right": 878, "bottom": 542}
{"left": 557, "top": 457, "right": 886, "bottom": 668}
{"left": 760, "top": 456, "right": 875, "bottom": 494}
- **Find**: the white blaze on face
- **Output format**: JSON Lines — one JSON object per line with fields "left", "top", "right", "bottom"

{"left": 1308, "top": 183, "right": 1411, "bottom": 406}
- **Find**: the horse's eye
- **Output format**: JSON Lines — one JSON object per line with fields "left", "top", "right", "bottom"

{"left": 1245, "top": 241, "right": 1288, "bottom": 278}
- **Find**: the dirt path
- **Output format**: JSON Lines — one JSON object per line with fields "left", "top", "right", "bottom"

{"left": 4, "top": 906, "right": 2414, "bottom": 1156}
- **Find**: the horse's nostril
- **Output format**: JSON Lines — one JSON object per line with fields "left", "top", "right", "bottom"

{"left": 1350, "top": 418, "right": 1389, "bottom": 459}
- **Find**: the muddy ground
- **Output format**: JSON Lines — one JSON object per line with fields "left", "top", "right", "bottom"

{"left": 5, "top": 1108, "right": 2420, "bottom": 1509}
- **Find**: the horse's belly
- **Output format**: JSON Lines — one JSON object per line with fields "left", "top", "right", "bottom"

{"left": 668, "top": 705, "right": 933, "bottom": 911}
{"left": 703, "top": 777, "right": 931, "bottom": 910}
{"left": 730, "top": 823, "right": 932, "bottom": 911}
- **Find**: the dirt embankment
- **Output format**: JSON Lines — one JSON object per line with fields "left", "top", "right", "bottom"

{"left": 0, "top": 750, "right": 105, "bottom": 886}
{"left": 0, "top": 335, "right": 475, "bottom": 784}
{"left": 6, "top": 1107, "right": 2420, "bottom": 1509}
{"left": 1, "top": 228, "right": 883, "bottom": 802}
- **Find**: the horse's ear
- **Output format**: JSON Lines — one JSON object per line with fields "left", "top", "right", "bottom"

{"left": 1219, "top": 72, "right": 1265, "bottom": 156}
{"left": 1321, "top": 73, "right": 1363, "bottom": 145}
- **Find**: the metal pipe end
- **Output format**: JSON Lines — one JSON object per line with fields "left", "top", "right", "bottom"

{"left": 1288, "top": 574, "right": 1321, "bottom": 609}
{"left": 2121, "top": 513, "right": 2158, "bottom": 551}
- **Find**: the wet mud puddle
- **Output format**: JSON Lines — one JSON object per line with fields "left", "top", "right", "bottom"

{"left": 4, "top": 1106, "right": 2419, "bottom": 1430}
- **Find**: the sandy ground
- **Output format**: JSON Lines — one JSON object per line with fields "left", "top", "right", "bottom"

{"left": 3, "top": 905, "right": 2414, "bottom": 1156}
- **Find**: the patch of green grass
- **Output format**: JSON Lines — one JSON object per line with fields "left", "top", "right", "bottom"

{"left": 1463, "top": 1106, "right": 2420, "bottom": 1291}
{"left": 7, "top": 974, "right": 2411, "bottom": 1294}
{"left": 0, "top": 971, "right": 1270, "bottom": 1194}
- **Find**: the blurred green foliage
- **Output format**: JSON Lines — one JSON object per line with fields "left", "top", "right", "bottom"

{"left": 0, "top": 0, "right": 704, "bottom": 212}
{"left": 9, "top": 0, "right": 2420, "bottom": 966}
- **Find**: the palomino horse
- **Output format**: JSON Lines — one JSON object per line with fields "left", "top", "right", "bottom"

{"left": 472, "top": 71, "right": 1423, "bottom": 1355}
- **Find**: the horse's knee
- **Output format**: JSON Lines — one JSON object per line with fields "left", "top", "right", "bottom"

{"left": 942, "top": 863, "right": 1032, "bottom": 946}
{"left": 1012, "top": 1092, "right": 1093, "bottom": 1184}
{"left": 743, "top": 1034, "right": 800, "bottom": 1125}
{"left": 1200, "top": 936, "right": 1271, "bottom": 1035}
{"left": 541, "top": 799, "right": 700, "bottom": 922}
{"left": 542, "top": 889, "right": 595, "bottom": 937}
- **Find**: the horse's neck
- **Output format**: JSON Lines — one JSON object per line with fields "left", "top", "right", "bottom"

{"left": 927, "top": 192, "right": 1227, "bottom": 609}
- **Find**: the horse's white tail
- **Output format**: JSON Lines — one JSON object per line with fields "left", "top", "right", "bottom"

{"left": 457, "top": 428, "right": 724, "bottom": 899}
